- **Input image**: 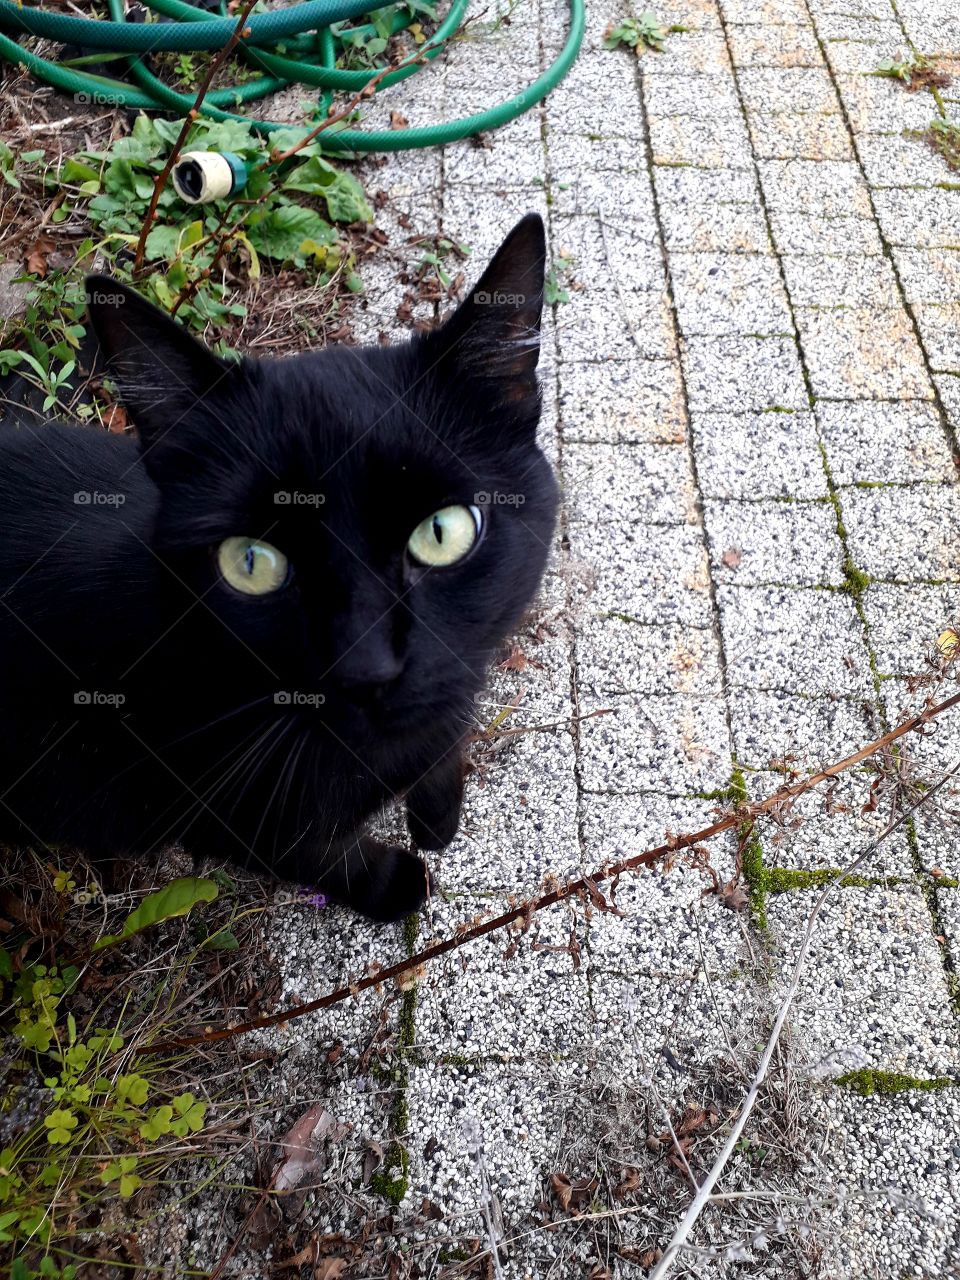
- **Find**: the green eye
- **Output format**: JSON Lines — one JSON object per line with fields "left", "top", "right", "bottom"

{"left": 217, "top": 536, "right": 288, "bottom": 595}
{"left": 407, "top": 504, "right": 481, "bottom": 568}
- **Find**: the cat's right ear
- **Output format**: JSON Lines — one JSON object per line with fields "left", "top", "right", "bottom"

{"left": 85, "top": 275, "right": 233, "bottom": 448}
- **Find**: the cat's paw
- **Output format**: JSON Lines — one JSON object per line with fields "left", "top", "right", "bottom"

{"left": 407, "top": 803, "right": 460, "bottom": 851}
{"left": 344, "top": 840, "right": 433, "bottom": 922}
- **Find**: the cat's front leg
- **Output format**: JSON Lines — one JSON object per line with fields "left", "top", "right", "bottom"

{"left": 405, "top": 746, "right": 465, "bottom": 851}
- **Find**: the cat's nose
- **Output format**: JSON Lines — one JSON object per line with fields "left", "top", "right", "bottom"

{"left": 332, "top": 644, "right": 403, "bottom": 698}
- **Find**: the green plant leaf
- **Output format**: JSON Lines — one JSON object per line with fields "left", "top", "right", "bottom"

{"left": 202, "top": 928, "right": 239, "bottom": 951}
{"left": 246, "top": 206, "right": 336, "bottom": 261}
{"left": 92, "top": 877, "right": 218, "bottom": 952}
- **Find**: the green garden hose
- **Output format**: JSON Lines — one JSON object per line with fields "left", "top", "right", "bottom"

{"left": 0, "top": 0, "right": 584, "bottom": 151}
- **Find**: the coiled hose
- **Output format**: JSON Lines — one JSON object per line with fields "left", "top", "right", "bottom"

{"left": 0, "top": 0, "right": 584, "bottom": 151}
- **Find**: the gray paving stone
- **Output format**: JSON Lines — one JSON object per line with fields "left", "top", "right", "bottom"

{"left": 404, "top": 1061, "right": 582, "bottom": 1236}
{"left": 544, "top": 53, "right": 647, "bottom": 138}
{"left": 648, "top": 113, "right": 754, "bottom": 168}
{"left": 557, "top": 358, "right": 688, "bottom": 445}
{"left": 567, "top": 519, "right": 714, "bottom": 626}
{"left": 856, "top": 132, "right": 958, "bottom": 189}
{"left": 812, "top": 1088, "right": 960, "bottom": 1280}
{"left": 681, "top": 334, "right": 809, "bottom": 411}
{"left": 670, "top": 251, "right": 793, "bottom": 335}
{"left": 722, "top": 0, "right": 810, "bottom": 19}
{"left": 576, "top": 615, "right": 724, "bottom": 696}
{"left": 901, "top": 247, "right": 960, "bottom": 304}
{"left": 722, "top": 0, "right": 810, "bottom": 20}
{"left": 658, "top": 198, "right": 772, "bottom": 253}
{"left": 872, "top": 186, "right": 960, "bottom": 250}
{"left": 820, "top": 24, "right": 906, "bottom": 75}
{"left": 842, "top": 484, "right": 960, "bottom": 580}
{"left": 548, "top": 164, "right": 659, "bottom": 225}
{"left": 641, "top": 30, "right": 733, "bottom": 76}
{"left": 863, "top": 581, "right": 960, "bottom": 675}
{"left": 727, "top": 23, "right": 824, "bottom": 67}
{"left": 435, "top": 730, "right": 582, "bottom": 897}
{"left": 767, "top": 210, "right": 884, "bottom": 255}
{"left": 912, "top": 302, "right": 960, "bottom": 370}
{"left": 717, "top": 584, "right": 874, "bottom": 695}
{"left": 936, "top": 372, "right": 960, "bottom": 434}
{"left": 795, "top": 305, "right": 932, "bottom": 399}
{"left": 833, "top": 72, "right": 938, "bottom": 135}
{"left": 768, "top": 888, "right": 958, "bottom": 1075}
{"left": 641, "top": 71, "right": 741, "bottom": 117}
{"left": 561, "top": 442, "right": 697, "bottom": 524}
{"left": 551, "top": 215, "right": 664, "bottom": 292}
{"left": 748, "top": 771, "right": 914, "bottom": 878}
{"left": 728, "top": 689, "right": 874, "bottom": 770}
{"left": 555, "top": 289, "right": 677, "bottom": 362}
{"left": 780, "top": 252, "right": 900, "bottom": 307}
{"left": 577, "top": 691, "right": 733, "bottom": 793}
{"left": 704, "top": 498, "right": 847, "bottom": 585}
{"left": 653, "top": 163, "right": 761, "bottom": 207}
{"left": 817, "top": 400, "right": 955, "bottom": 485}
{"left": 442, "top": 186, "right": 549, "bottom": 262}
{"left": 444, "top": 139, "right": 546, "bottom": 188}
{"left": 692, "top": 409, "right": 829, "bottom": 499}
{"left": 414, "top": 898, "right": 593, "bottom": 1056}
{"left": 748, "top": 110, "right": 854, "bottom": 160}
{"left": 758, "top": 158, "right": 873, "bottom": 218}
{"left": 738, "top": 67, "right": 842, "bottom": 114}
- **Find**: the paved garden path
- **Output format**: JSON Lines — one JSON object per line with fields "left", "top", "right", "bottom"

{"left": 171, "top": 1, "right": 960, "bottom": 1275}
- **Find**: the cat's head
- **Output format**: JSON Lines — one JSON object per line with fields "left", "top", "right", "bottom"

{"left": 86, "top": 214, "right": 558, "bottom": 734}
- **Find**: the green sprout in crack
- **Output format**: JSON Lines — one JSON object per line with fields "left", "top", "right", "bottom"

{"left": 603, "top": 11, "right": 687, "bottom": 55}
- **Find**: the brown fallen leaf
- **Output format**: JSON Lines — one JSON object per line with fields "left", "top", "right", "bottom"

{"left": 720, "top": 882, "right": 749, "bottom": 912}
{"left": 271, "top": 1105, "right": 352, "bottom": 1215}
{"left": 316, "top": 1261, "right": 348, "bottom": 1280}
{"left": 24, "top": 235, "right": 55, "bottom": 278}
{"left": 721, "top": 546, "right": 742, "bottom": 569}
{"left": 390, "top": 110, "right": 409, "bottom": 129}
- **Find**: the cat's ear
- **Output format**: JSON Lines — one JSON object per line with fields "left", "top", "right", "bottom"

{"left": 85, "top": 275, "right": 233, "bottom": 446}
{"left": 431, "top": 214, "right": 545, "bottom": 407}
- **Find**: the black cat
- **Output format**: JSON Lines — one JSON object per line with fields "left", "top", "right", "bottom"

{"left": 0, "top": 214, "right": 557, "bottom": 921}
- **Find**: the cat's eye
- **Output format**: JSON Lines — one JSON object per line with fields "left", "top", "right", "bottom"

{"left": 217, "top": 536, "right": 289, "bottom": 595}
{"left": 407, "top": 504, "right": 481, "bottom": 568}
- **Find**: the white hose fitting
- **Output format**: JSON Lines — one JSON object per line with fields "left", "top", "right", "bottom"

{"left": 171, "top": 151, "right": 248, "bottom": 204}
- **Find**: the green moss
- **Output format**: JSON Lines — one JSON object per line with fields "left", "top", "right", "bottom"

{"left": 402, "top": 911, "right": 419, "bottom": 955}
{"left": 933, "top": 875, "right": 960, "bottom": 888}
{"left": 843, "top": 557, "right": 871, "bottom": 600}
{"left": 762, "top": 867, "right": 892, "bottom": 893}
{"left": 370, "top": 1163, "right": 409, "bottom": 1205}
{"left": 835, "top": 1069, "right": 953, "bottom": 1097}
{"left": 728, "top": 768, "right": 768, "bottom": 933}
{"left": 601, "top": 609, "right": 644, "bottom": 625}
{"left": 761, "top": 405, "right": 796, "bottom": 414}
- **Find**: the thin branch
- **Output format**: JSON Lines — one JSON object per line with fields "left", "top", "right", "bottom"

{"left": 646, "top": 757, "right": 960, "bottom": 1280}
{"left": 133, "top": 0, "right": 259, "bottom": 275}
{"left": 138, "top": 688, "right": 960, "bottom": 1056}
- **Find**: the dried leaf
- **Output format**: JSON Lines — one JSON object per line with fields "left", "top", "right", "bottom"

{"left": 720, "top": 882, "right": 749, "bottom": 912}
{"left": 390, "top": 111, "right": 409, "bottom": 129}
{"left": 316, "top": 1261, "right": 348, "bottom": 1280}
{"left": 25, "top": 235, "right": 54, "bottom": 277}
{"left": 721, "top": 546, "right": 742, "bottom": 569}
{"left": 549, "top": 1171, "right": 573, "bottom": 1212}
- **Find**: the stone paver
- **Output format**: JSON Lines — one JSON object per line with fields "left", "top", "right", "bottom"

{"left": 175, "top": 2, "right": 960, "bottom": 1274}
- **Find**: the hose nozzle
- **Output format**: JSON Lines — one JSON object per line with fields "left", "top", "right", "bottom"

{"left": 171, "top": 151, "right": 248, "bottom": 204}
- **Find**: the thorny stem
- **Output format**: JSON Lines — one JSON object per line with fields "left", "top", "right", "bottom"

{"left": 133, "top": 0, "right": 259, "bottom": 276}
{"left": 137, "top": 687, "right": 960, "bottom": 1056}
{"left": 167, "top": 38, "right": 443, "bottom": 317}
{"left": 646, "top": 758, "right": 960, "bottom": 1280}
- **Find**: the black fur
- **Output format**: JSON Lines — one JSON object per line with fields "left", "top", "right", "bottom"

{"left": 0, "top": 215, "right": 557, "bottom": 922}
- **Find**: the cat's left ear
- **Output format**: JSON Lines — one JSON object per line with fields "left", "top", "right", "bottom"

{"left": 430, "top": 213, "right": 545, "bottom": 408}
{"left": 85, "top": 275, "right": 233, "bottom": 447}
